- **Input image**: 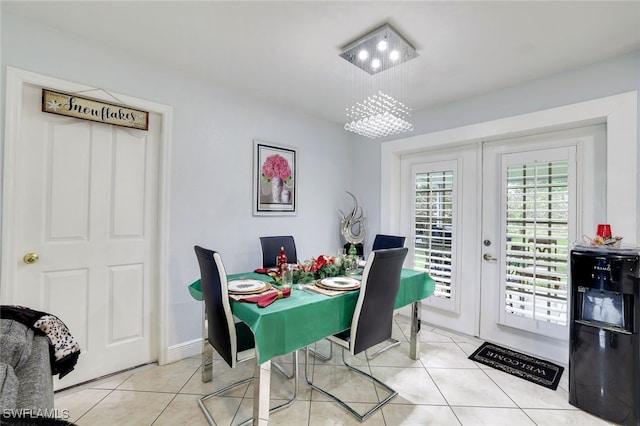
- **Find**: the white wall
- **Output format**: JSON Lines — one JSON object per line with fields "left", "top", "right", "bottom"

{"left": 0, "top": 12, "right": 354, "bottom": 348}
{"left": 354, "top": 51, "right": 640, "bottom": 241}
{"left": 3, "top": 9, "right": 639, "bottom": 356}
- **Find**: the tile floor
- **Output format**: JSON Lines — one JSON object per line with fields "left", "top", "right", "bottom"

{"left": 54, "top": 315, "right": 615, "bottom": 425}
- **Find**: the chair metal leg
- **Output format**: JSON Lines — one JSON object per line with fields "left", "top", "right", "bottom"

{"left": 198, "top": 350, "right": 299, "bottom": 425}
{"left": 266, "top": 350, "right": 299, "bottom": 413}
{"left": 198, "top": 376, "right": 254, "bottom": 424}
{"left": 304, "top": 346, "right": 397, "bottom": 422}
{"left": 308, "top": 339, "right": 333, "bottom": 361}
{"left": 271, "top": 350, "right": 297, "bottom": 379}
{"left": 365, "top": 338, "right": 401, "bottom": 360}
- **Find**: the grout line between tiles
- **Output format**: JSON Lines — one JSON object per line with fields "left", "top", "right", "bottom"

{"left": 56, "top": 323, "right": 604, "bottom": 426}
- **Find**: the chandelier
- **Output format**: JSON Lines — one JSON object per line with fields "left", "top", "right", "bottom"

{"left": 340, "top": 23, "right": 418, "bottom": 138}
{"left": 344, "top": 92, "right": 413, "bottom": 139}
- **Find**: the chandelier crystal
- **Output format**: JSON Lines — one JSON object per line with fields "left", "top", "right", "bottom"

{"left": 344, "top": 91, "right": 414, "bottom": 139}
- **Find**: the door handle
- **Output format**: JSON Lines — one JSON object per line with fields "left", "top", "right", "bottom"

{"left": 483, "top": 253, "right": 497, "bottom": 261}
{"left": 23, "top": 253, "right": 39, "bottom": 264}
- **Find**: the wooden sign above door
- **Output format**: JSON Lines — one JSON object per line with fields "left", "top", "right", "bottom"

{"left": 41, "top": 89, "right": 149, "bottom": 130}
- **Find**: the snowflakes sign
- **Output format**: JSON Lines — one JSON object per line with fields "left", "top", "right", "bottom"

{"left": 41, "top": 89, "right": 149, "bottom": 130}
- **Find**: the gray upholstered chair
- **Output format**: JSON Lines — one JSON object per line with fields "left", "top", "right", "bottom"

{"left": 194, "top": 246, "right": 298, "bottom": 425}
{"left": 305, "top": 247, "right": 408, "bottom": 421}
{"left": 259, "top": 235, "right": 298, "bottom": 268}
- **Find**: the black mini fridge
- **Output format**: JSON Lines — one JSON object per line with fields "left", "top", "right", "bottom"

{"left": 569, "top": 246, "right": 640, "bottom": 425}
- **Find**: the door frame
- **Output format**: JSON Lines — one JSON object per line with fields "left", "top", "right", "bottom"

{"left": 384, "top": 91, "right": 638, "bottom": 335}
{"left": 1, "top": 67, "right": 173, "bottom": 366}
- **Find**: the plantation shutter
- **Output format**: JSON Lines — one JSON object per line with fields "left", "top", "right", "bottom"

{"left": 414, "top": 170, "right": 454, "bottom": 299}
{"left": 503, "top": 160, "right": 570, "bottom": 326}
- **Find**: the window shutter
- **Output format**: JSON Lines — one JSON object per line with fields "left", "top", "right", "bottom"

{"left": 414, "top": 170, "right": 454, "bottom": 299}
{"left": 504, "top": 161, "right": 569, "bottom": 326}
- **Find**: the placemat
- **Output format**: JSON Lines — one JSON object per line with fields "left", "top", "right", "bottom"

{"left": 302, "top": 281, "right": 359, "bottom": 296}
{"left": 316, "top": 277, "right": 360, "bottom": 291}
{"left": 229, "top": 284, "right": 276, "bottom": 301}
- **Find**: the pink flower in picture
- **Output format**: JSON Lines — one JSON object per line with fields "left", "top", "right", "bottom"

{"left": 262, "top": 154, "right": 292, "bottom": 183}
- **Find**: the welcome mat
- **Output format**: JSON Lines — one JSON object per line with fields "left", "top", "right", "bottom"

{"left": 469, "top": 342, "right": 564, "bottom": 390}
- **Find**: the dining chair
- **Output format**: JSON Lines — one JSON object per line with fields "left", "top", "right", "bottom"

{"left": 371, "top": 234, "right": 406, "bottom": 251}
{"left": 194, "top": 245, "right": 298, "bottom": 425}
{"left": 259, "top": 235, "right": 298, "bottom": 268}
{"left": 304, "top": 247, "right": 408, "bottom": 422}
{"left": 365, "top": 234, "right": 407, "bottom": 360}
{"left": 308, "top": 234, "right": 407, "bottom": 362}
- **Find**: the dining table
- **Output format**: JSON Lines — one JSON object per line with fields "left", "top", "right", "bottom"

{"left": 188, "top": 268, "right": 435, "bottom": 425}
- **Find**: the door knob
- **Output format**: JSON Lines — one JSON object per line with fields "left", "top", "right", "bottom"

{"left": 483, "top": 253, "right": 497, "bottom": 261}
{"left": 23, "top": 253, "right": 39, "bottom": 264}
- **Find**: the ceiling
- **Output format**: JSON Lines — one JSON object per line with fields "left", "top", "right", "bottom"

{"left": 4, "top": 1, "right": 640, "bottom": 125}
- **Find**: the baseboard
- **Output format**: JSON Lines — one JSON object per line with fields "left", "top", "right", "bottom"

{"left": 166, "top": 338, "right": 202, "bottom": 364}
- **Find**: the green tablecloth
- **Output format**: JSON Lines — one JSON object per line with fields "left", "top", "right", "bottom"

{"left": 188, "top": 269, "right": 435, "bottom": 363}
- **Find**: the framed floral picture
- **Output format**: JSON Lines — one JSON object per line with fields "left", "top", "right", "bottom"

{"left": 253, "top": 140, "right": 297, "bottom": 216}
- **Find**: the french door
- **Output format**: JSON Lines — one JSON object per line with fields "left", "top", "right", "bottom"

{"left": 479, "top": 126, "right": 604, "bottom": 362}
{"left": 402, "top": 144, "right": 480, "bottom": 337}
{"left": 403, "top": 125, "right": 605, "bottom": 363}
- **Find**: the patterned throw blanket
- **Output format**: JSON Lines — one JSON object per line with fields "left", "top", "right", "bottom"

{"left": 0, "top": 305, "right": 81, "bottom": 379}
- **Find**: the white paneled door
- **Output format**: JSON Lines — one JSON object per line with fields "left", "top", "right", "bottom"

{"left": 6, "top": 83, "right": 160, "bottom": 388}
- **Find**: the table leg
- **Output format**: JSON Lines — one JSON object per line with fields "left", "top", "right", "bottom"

{"left": 253, "top": 360, "right": 271, "bottom": 425}
{"left": 202, "top": 304, "right": 212, "bottom": 382}
{"left": 409, "top": 301, "right": 421, "bottom": 360}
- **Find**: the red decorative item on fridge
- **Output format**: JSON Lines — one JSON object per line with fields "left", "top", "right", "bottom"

{"left": 596, "top": 224, "right": 612, "bottom": 239}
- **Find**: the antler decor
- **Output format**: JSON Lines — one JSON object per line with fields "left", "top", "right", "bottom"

{"left": 339, "top": 191, "right": 366, "bottom": 244}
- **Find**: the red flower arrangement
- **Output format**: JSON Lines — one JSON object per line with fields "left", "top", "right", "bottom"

{"left": 271, "top": 254, "right": 353, "bottom": 284}
{"left": 296, "top": 255, "right": 343, "bottom": 280}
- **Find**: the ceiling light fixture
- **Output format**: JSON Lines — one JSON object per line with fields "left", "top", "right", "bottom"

{"left": 341, "top": 23, "right": 418, "bottom": 139}
{"left": 339, "top": 23, "right": 418, "bottom": 75}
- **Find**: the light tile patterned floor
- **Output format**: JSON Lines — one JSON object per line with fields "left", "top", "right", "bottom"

{"left": 54, "top": 315, "right": 615, "bottom": 425}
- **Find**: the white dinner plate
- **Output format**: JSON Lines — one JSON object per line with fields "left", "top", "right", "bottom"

{"left": 318, "top": 276, "right": 360, "bottom": 290}
{"left": 228, "top": 279, "right": 269, "bottom": 294}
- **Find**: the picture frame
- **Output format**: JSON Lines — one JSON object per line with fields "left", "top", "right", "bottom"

{"left": 253, "top": 140, "right": 297, "bottom": 216}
